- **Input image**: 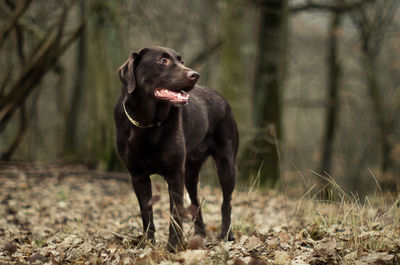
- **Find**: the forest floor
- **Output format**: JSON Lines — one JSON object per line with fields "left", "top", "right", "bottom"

{"left": 0, "top": 164, "right": 399, "bottom": 265}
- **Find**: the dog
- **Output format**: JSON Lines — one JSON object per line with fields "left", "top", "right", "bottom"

{"left": 114, "top": 46, "right": 238, "bottom": 251}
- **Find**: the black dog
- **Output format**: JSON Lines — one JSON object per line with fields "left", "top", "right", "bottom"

{"left": 114, "top": 46, "right": 238, "bottom": 251}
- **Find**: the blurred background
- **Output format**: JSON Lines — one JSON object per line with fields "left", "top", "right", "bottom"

{"left": 0, "top": 0, "right": 399, "bottom": 197}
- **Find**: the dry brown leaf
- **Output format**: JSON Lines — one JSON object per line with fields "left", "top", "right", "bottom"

{"left": 3, "top": 242, "right": 17, "bottom": 255}
{"left": 233, "top": 257, "right": 247, "bottom": 265}
{"left": 1, "top": 170, "right": 399, "bottom": 265}
{"left": 63, "top": 235, "right": 83, "bottom": 247}
{"left": 265, "top": 237, "right": 279, "bottom": 249}
{"left": 274, "top": 250, "right": 290, "bottom": 265}
{"left": 248, "top": 257, "right": 268, "bottom": 265}
{"left": 188, "top": 235, "right": 203, "bottom": 250}
{"left": 208, "top": 224, "right": 219, "bottom": 232}
{"left": 278, "top": 231, "right": 290, "bottom": 244}
{"left": 147, "top": 195, "right": 161, "bottom": 207}
{"left": 81, "top": 241, "right": 93, "bottom": 254}
{"left": 26, "top": 253, "right": 46, "bottom": 262}
{"left": 358, "top": 252, "right": 394, "bottom": 265}
{"left": 309, "top": 237, "right": 338, "bottom": 265}
{"left": 178, "top": 249, "right": 208, "bottom": 265}
{"left": 246, "top": 235, "right": 261, "bottom": 250}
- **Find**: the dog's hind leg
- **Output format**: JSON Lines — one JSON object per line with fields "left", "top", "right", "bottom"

{"left": 213, "top": 148, "right": 236, "bottom": 241}
{"left": 185, "top": 158, "right": 207, "bottom": 236}
{"left": 212, "top": 114, "right": 238, "bottom": 241}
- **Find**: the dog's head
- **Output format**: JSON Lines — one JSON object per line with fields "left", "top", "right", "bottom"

{"left": 118, "top": 46, "right": 199, "bottom": 106}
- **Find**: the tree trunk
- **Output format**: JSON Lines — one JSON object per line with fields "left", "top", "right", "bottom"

{"left": 319, "top": 11, "right": 341, "bottom": 199}
{"left": 85, "top": 0, "right": 123, "bottom": 170}
{"left": 64, "top": 0, "right": 86, "bottom": 157}
{"left": 218, "top": 0, "right": 247, "bottom": 122}
{"left": 364, "top": 51, "right": 395, "bottom": 190}
{"left": 240, "top": 0, "right": 288, "bottom": 188}
{"left": 353, "top": 0, "right": 398, "bottom": 190}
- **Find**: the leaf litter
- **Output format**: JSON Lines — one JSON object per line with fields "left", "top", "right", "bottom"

{"left": 0, "top": 169, "right": 399, "bottom": 264}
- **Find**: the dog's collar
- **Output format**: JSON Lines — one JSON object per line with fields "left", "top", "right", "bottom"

{"left": 123, "top": 101, "right": 161, "bottom": 128}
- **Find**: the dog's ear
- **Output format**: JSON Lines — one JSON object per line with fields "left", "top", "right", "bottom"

{"left": 117, "top": 52, "right": 137, "bottom": 94}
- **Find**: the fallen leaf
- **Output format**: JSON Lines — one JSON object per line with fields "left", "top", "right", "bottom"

{"left": 26, "top": 253, "right": 46, "bottom": 262}
{"left": 3, "top": 242, "right": 17, "bottom": 255}
{"left": 274, "top": 250, "right": 290, "bottom": 265}
{"left": 178, "top": 249, "right": 207, "bottom": 265}
{"left": 279, "top": 231, "right": 290, "bottom": 241}
{"left": 309, "top": 237, "right": 337, "bottom": 264}
{"left": 359, "top": 251, "right": 394, "bottom": 265}
{"left": 248, "top": 257, "right": 268, "bottom": 265}
{"left": 81, "top": 241, "right": 93, "bottom": 254}
{"left": 246, "top": 236, "right": 261, "bottom": 250}
{"left": 233, "top": 257, "right": 247, "bottom": 265}
{"left": 63, "top": 235, "right": 83, "bottom": 247}
{"left": 147, "top": 195, "right": 161, "bottom": 207}
{"left": 188, "top": 235, "right": 203, "bottom": 250}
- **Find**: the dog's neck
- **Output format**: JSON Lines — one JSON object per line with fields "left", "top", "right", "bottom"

{"left": 123, "top": 90, "right": 173, "bottom": 128}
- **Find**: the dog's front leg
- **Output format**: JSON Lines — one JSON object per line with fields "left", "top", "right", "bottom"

{"left": 130, "top": 174, "right": 156, "bottom": 243}
{"left": 165, "top": 175, "right": 185, "bottom": 252}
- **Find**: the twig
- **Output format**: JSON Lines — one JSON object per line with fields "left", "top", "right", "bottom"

{"left": 0, "top": 0, "right": 32, "bottom": 49}
{"left": 111, "top": 231, "right": 136, "bottom": 240}
{"left": 187, "top": 39, "right": 223, "bottom": 68}
{"left": 291, "top": 0, "right": 374, "bottom": 13}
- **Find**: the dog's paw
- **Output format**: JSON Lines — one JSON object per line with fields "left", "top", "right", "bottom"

{"left": 218, "top": 231, "right": 235, "bottom": 241}
{"left": 167, "top": 234, "right": 186, "bottom": 253}
{"left": 166, "top": 240, "right": 186, "bottom": 253}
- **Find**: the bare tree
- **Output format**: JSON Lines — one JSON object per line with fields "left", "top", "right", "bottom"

{"left": 240, "top": 0, "right": 288, "bottom": 188}
{"left": 64, "top": 0, "right": 87, "bottom": 157}
{"left": 351, "top": 0, "right": 399, "bottom": 190}
{"left": 319, "top": 9, "right": 342, "bottom": 199}
{"left": 0, "top": 1, "right": 84, "bottom": 160}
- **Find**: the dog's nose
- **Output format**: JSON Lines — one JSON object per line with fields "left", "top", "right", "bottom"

{"left": 187, "top": 71, "right": 200, "bottom": 81}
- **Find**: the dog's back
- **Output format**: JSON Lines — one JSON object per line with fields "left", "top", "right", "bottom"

{"left": 181, "top": 85, "right": 238, "bottom": 157}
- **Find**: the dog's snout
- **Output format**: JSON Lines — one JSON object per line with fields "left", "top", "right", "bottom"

{"left": 187, "top": 70, "right": 200, "bottom": 81}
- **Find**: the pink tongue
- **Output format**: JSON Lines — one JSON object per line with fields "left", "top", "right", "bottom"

{"left": 154, "top": 89, "right": 189, "bottom": 104}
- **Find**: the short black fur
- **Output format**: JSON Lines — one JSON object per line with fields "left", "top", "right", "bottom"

{"left": 114, "top": 46, "right": 239, "bottom": 251}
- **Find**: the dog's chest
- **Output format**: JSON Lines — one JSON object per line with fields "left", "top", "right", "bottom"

{"left": 126, "top": 129, "right": 185, "bottom": 174}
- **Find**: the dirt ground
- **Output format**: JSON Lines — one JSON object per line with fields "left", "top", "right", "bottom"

{"left": 0, "top": 165, "right": 399, "bottom": 264}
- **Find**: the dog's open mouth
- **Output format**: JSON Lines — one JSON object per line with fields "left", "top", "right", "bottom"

{"left": 154, "top": 88, "right": 190, "bottom": 106}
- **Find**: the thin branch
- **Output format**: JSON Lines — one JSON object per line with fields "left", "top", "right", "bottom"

{"left": 0, "top": 0, "right": 32, "bottom": 49}
{"left": 0, "top": 69, "right": 12, "bottom": 98}
{"left": 291, "top": 0, "right": 374, "bottom": 13}
{"left": 0, "top": 21, "right": 85, "bottom": 133}
{"left": 371, "top": 0, "right": 399, "bottom": 57}
{"left": 1, "top": 103, "right": 28, "bottom": 160}
{"left": 15, "top": 25, "right": 26, "bottom": 64}
{"left": 187, "top": 39, "right": 223, "bottom": 68}
{"left": 5, "top": 0, "right": 28, "bottom": 66}
{"left": 285, "top": 98, "right": 326, "bottom": 108}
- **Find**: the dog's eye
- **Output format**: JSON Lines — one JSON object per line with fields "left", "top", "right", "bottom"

{"left": 158, "top": 58, "right": 168, "bottom": 64}
{"left": 180, "top": 60, "right": 184, "bottom": 65}
{"left": 177, "top": 56, "right": 184, "bottom": 64}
